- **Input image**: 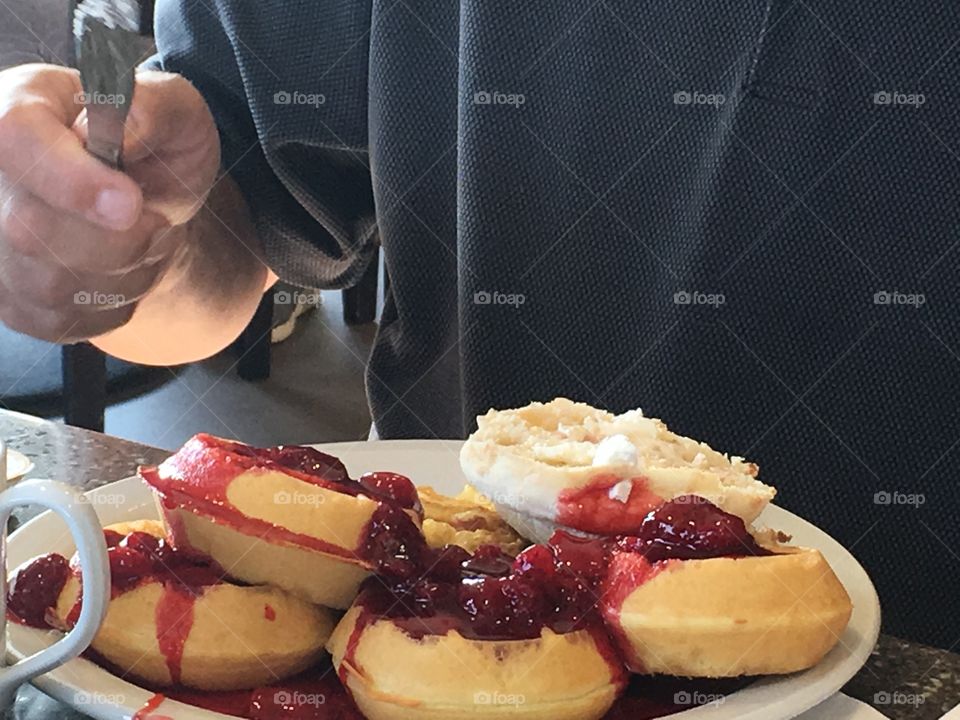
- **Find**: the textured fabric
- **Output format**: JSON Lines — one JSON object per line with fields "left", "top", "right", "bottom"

{"left": 0, "top": 0, "right": 73, "bottom": 69}
{"left": 148, "top": 0, "right": 960, "bottom": 647}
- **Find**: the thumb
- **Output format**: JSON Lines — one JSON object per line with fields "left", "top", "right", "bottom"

{"left": 72, "top": 70, "right": 221, "bottom": 226}
{"left": 119, "top": 70, "right": 220, "bottom": 165}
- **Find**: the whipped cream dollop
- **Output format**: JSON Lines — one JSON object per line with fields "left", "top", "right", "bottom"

{"left": 592, "top": 434, "right": 639, "bottom": 468}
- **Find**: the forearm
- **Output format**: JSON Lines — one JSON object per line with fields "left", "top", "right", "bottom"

{"left": 93, "top": 176, "right": 276, "bottom": 365}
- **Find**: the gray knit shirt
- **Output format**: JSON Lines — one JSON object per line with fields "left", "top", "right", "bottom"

{"left": 145, "top": 0, "right": 960, "bottom": 646}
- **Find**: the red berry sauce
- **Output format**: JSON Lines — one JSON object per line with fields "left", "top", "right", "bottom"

{"left": 349, "top": 495, "right": 770, "bottom": 646}
{"left": 108, "top": 530, "right": 225, "bottom": 594}
{"left": 353, "top": 536, "right": 613, "bottom": 643}
{"left": 8, "top": 528, "right": 226, "bottom": 685}
{"left": 140, "top": 435, "right": 425, "bottom": 573}
{"left": 613, "top": 494, "right": 772, "bottom": 562}
{"left": 131, "top": 692, "right": 171, "bottom": 720}
{"left": 557, "top": 474, "right": 666, "bottom": 535}
{"left": 6, "top": 553, "right": 70, "bottom": 628}
{"left": 132, "top": 664, "right": 364, "bottom": 720}
{"left": 11, "top": 478, "right": 769, "bottom": 720}
{"left": 143, "top": 663, "right": 744, "bottom": 720}
{"left": 343, "top": 535, "right": 629, "bottom": 694}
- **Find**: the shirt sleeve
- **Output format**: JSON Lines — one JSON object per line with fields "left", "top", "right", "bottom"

{"left": 144, "top": 0, "right": 377, "bottom": 289}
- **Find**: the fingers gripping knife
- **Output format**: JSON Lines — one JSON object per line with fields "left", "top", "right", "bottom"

{"left": 63, "top": 0, "right": 144, "bottom": 431}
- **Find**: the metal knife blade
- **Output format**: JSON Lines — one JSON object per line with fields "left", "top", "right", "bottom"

{"left": 73, "top": 0, "right": 144, "bottom": 168}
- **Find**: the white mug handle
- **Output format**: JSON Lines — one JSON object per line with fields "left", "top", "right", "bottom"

{"left": 0, "top": 479, "right": 109, "bottom": 707}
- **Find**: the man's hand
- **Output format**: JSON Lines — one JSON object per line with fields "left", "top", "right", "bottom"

{"left": 0, "top": 64, "right": 221, "bottom": 344}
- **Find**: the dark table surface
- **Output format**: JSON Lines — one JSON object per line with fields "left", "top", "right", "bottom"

{"left": 1, "top": 409, "right": 958, "bottom": 720}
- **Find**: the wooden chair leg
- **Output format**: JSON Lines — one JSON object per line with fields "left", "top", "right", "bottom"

{"left": 343, "top": 246, "right": 380, "bottom": 326}
{"left": 62, "top": 343, "right": 107, "bottom": 432}
{"left": 237, "top": 291, "right": 274, "bottom": 381}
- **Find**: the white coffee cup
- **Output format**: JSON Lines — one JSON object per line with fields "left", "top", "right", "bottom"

{"left": 0, "top": 441, "right": 109, "bottom": 709}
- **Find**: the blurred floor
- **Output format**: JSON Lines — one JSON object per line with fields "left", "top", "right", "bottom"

{"left": 105, "top": 291, "right": 375, "bottom": 450}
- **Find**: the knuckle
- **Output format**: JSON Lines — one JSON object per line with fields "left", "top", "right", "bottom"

{"left": 113, "top": 226, "right": 155, "bottom": 269}
{"left": 58, "top": 173, "right": 97, "bottom": 214}
{"left": 0, "top": 102, "right": 32, "bottom": 141}
{"left": 0, "top": 301, "right": 70, "bottom": 343}
{"left": 30, "top": 271, "right": 73, "bottom": 311}
{"left": 0, "top": 194, "right": 45, "bottom": 255}
{"left": 42, "top": 313, "right": 80, "bottom": 342}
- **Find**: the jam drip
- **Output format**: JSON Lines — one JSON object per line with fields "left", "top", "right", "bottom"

{"left": 155, "top": 587, "right": 195, "bottom": 686}
{"left": 132, "top": 692, "right": 172, "bottom": 720}
{"left": 141, "top": 435, "right": 426, "bottom": 573}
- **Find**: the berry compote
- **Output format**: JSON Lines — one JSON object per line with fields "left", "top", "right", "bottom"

{"left": 350, "top": 494, "right": 772, "bottom": 646}
{"left": 354, "top": 536, "right": 610, "bottom": 642}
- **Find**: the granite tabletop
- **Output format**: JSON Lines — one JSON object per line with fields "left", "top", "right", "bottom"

{"left": 0, "top": 408, "right": 957, "bottom": 720}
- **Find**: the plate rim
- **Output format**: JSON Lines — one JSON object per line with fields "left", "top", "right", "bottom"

{"left": 7, "top": 439, "right": 881, "bottom": 720}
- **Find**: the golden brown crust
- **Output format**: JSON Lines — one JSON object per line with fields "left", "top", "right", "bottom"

{"left": 607, "top": 547, "right": 853, "bottom": 677}
{"left": 159, "top": 501, "right": 370, "bottom": 609}
{"left": 56, "top": 522, "right": 335, "bottom": 691}
{"left": 327, "top": 606, "right": 622, "bottom": 720}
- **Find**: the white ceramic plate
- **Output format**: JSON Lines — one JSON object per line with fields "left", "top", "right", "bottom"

{"left": 796, "top": 694, "right": 888, "bottom": 719}
{"left": 5, "top": 448, "right": 34, "bottom": 483}
{"left": 6, "top": 440, "right": 881, "bottom": 720}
